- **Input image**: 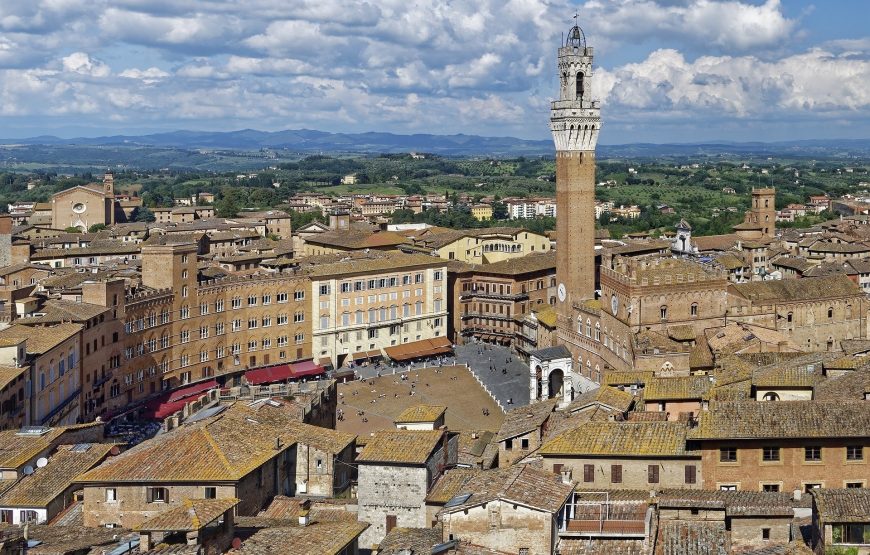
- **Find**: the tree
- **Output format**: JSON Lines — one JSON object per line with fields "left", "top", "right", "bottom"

{"left": 492, "top": 200, "right": 508, "bottom": 220}
{"left": 88, "top": 223, "right": 107, "bottom": 233}
{"left": 215, "top": 197, "right": 240, "bottom": 218}
{"left": 132, "top": 206, "right": 156, "bottom": 222}
{"left": 64, "top": 226, "right": 82, "bottom": 233}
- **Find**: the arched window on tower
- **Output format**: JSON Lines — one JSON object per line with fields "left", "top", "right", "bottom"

{"left": 764, "top": 199, "right": 769, "bottom": 208}
{"left": 576, "top": 72, "right": 584, "bottom": 101}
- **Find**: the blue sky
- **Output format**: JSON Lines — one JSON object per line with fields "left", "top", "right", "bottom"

{"left": 0, "top": 0, "right": 868, "bottom": 144}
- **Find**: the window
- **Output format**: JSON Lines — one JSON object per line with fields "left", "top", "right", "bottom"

{"left": 106, "top": 488, "right": 117, "bottom": 502}
{"left": 832, "top": 523, "right": 870, "bottom": 544}
{"left": 215, "top": 299, "right": 224, "bottom": 312}
{"left": 204, "top": 487, "right": 216, "bottom": 499}
{"left": 19, "top": 510, "right": 38, "bottom": 524}
{"left": 294, "top": 290, "right": 305, "bottom": 301}
{"left": 340, "top": 282, "right": 351, "bottom": 293}
{"left": 277, "top": 292, "right": 288, "bottom": 303}
{"left": 762, "top": 528, "right": 770, "bottom": 540}
{"left": 294, "top": 312, "right": 304, "bottom": 323}
{"left": 762, "top": 447, "right": 780, "bottom": 462}
{"left": 180, "top": 330, "right": 190, "bottom": 343}
{"left": 504, "top": 439, "right": 513, "bottom": 450}
{"left": 231, "top": 297, "right": 241, "bottom": 309}
{"left": 583, "top": 464, "right": 594, "bottom": 483}
{"left": 520, "top": 438, "right": 529, "bottom": 450}
{"left": 805, "top": 446, "right": 822, "bottom": 462}
{"left": 180, "top": 306, "right": 189, "bottom": 319}
{"left": 805, "top": 483, "right": 822, "bottom": 492}
{"left": 846, "top": 482, "right": 864, "bottom": 488}
{"left": 719, "top": 484, "right": 737, "bottom": 491}
{"left": 660, "top": 306, "right": 668, "bottom": 320}
{"left": 611, "top": 465, "right": 622, "bottom": 484}
{"left": 147, "top": 487, "right": 168, "bottom": 503}
{"left": 720, "top": 447, "right": 737, "bottom": 463}
{"left": 762, "top": 484, "right": 780, "bottom": 492}
{"left": 648, "top": 465, "right": 659, "bottom": 484}
{"left": 847, "top": 445, "right": 864, "bottom": 461}
{"left": 248, "top": 318, "right": 258, "bottom": 329}
{"left": 690, "top": 303, "right": 698, "bottom": 317}
{"left": 319, "top": 284, "right": 330, "bottom": 296}
{"left": 320, "top": 316, "right": 329, "bottom": 330}
{"left": 828, "top": 307, "right": 834, "bottom": 319}
{"left": 685, "top": 465, "right": 697, "bottom": 484}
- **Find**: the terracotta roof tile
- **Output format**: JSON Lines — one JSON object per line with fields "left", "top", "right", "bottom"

{"left": 232, "top": 521, "right": 369, "bottom": 555}
{"left": 644, "top": 376, "right": 713, "bottom": 402}
{"left": 540, "top": 421, "right": 695, "bottom": 458}
{"left": 691, "top": 401, "right": 870, "bottom": 440}
{"left": 136, "top": 498, "right": 240, "bottom": 531}
{"left": 395, "top": 404, "right": 446, "bottom": 424}
{"left": 812, "top": 488, "right": 870, "bottom": 523}
{"left": 356, "top": 430, "right": 445, "bottom": 465}
{"left": 438, "top": 465, "right": 573, "bottom": 514}
{"left": 0, "top": 443, "right": 114, "bottom": 508}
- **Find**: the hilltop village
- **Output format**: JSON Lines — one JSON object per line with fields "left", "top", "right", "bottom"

{"left": 0, "top": 21, "right": 867, "bottom": 555}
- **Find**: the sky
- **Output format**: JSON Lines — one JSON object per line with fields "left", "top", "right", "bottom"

{"left": 0, "top": 0, "right": 868, "bottom": 144}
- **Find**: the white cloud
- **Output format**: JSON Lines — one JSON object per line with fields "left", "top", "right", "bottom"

{"left": 0, "top": 0, "right": 865, "bottom": 141}
{"left": 61, "top": 52, "right": 110, "bottom": 77}
{"left": 596, "top": 47, "right": 870, "bottom": 120}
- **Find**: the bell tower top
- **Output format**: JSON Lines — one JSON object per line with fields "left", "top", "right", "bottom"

{"left": 551, "top": 17, "right": 600, "bottom": 152}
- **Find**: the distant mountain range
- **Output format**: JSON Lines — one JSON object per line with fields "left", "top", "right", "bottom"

{"left": 1, "top": 129, "right": 869, "bottom": 158}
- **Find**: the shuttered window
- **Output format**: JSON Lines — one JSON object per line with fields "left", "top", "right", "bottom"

{"left": 583, "top": 464, "right": 594, "bottom": 483}
{"left": 611, "top": 465, "right": 622, "bottom": 484}
{"left": 685, "top": 465, "right": 697, "bottom": 484}
{"left": 648, "top": 465, "right": 659, "bottom": 484}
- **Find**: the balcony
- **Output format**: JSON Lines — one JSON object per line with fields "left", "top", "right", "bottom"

{"left": 559, "top": 497, "right": 649, "bottom": 539}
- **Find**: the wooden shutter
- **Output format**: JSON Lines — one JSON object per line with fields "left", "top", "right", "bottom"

{"left": 552, "top": 463, "right": 563, "bottom": 475}
{"left": 386, "top": 515, "right": 397, "bottom": 534}
{"left": 685, "top": 465, "right": 697, "bottom": 484}
{"left": 611, "top": 464, "right": 622, "bottom": 484}
{"left": 648, "top": 465, "right": 659, "bottom": 484}
{"left": 584, "top": 464, "right": 594, "bottom": 483}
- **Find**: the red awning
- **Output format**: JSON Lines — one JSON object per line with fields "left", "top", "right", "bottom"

{"left": 167, "top": 379, "right": 218, "bottom": 403}
{"left": 244, "top": 361, "right": 325, "bottom": 385}
{"left": 290, "top": 360, "right": 325, "bottom": 378}
{"left": 244, "top": 364, "right": 293, "bottom": 386}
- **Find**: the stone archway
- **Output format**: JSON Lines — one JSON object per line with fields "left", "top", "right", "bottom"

{"left": 548, "top": 369, "right": 565, "bottom": 400}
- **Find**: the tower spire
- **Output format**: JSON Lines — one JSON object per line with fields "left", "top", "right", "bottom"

{"left": 551, "top": 19, "right": 601, "bottom": 319}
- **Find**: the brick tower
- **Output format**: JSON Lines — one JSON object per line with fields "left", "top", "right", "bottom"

{"left": 551, "top": 21, "right": 601, "bottom": 323}
{"left": 748, "top": 187, "right": 776, "bottom": 237}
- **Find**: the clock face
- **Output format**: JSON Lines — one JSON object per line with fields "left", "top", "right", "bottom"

{"left": 611, "top": 294, "right": 619, "bottom": 315}
{"left": 557, "top": 283, "right": 566, "bottom": 302}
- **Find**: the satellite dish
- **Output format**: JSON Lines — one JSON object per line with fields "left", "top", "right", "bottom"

{"left": 36, "top": 457, "right": 48, "bottom": 468}
{"left": 110, "top": 446, "right": 120, "bottom": 456}
{"left": 231, "top": 538, "right": 242, "bottom": 550}
{"left": 22, "top": 465, "right": 34, "bottom": 475}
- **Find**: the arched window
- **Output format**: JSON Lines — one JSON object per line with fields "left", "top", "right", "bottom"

{"left": 763, "top": 392, "right": 779, "bottom": 401}
{"left": 576, "top": 72, "right": 584, "bottom": 100}
{"left": 660, "top": 306, "right": 668, "bottom": 320}
{"left": 690, "top": 303, "right": 698, "bottom": 317}
{"left": 828, "top": 307, "right": 834, "bottom": 320}
{"left": 786, "top": 312, "right": 793, "bottom": 323}
{"left": 585, "top": 319, "right": 592, "bottom": 337}
{"left": 764, "top": 199, "right": 769, "bottom": 208}
{"left": 594, "top": 322, "right": 600, "bottom": 342}
{"left": 846, "top": 305, "right": 853, "bottom": 319}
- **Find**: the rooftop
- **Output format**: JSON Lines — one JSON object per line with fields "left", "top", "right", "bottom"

{"left": 438, "top": 465, "right": 573, "bottom": 514}
{"left": 395, "top": 404, "right": 447, "bottom": 423}
{"left": 691, "top": 401, "right": 870, "bottom": 440}
{"left": 136, "top": 497, "right": 240, "bottom": 531}
{"left": 540, "top": 421, "right": 694, "bottom": 458}
{"left": 812, "top": 488, "right": 870, "bottom": 523}
{"left": 356, "top": 430, "right": 445, "bottom": 465}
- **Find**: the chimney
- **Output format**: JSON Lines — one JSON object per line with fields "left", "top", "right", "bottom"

{"left": 793, "top": 489, "right": 802, "bottom": 502}
{"left": 560, "top": 467, "right": 572, "bottom": 485}
{"left": 298, "top": 499, "right": 311, "bottom": 527}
